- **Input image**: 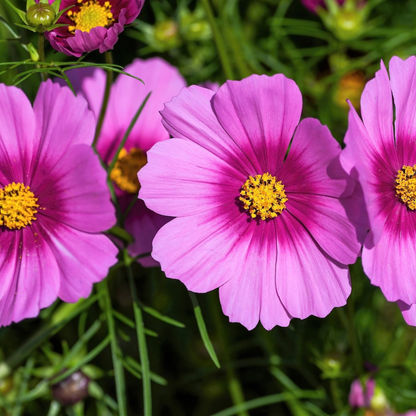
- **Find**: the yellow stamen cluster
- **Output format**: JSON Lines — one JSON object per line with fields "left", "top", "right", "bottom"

{"left": 239, "top": 173, "right": 288, "bottom": 220}
{"left": 110, "top": 147, "right": 147, "bottom": 194}
{"left": 67, "top": 0, "right": 114, "bottom": 34}
{"left": 0, "top": 183, "right": 39, "bottom": 230}
{"left": 396, "top": 165, "right": 416, "bottom": 210}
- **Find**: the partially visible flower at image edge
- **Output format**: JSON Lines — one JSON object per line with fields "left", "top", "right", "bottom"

{"left": 42, "top": 0, "right": 144, "bottom": 57}
{"left": 341, "top": 56, "right": 416, "bottom": 327}
{"left": 57, "top": 57, "right": 186, "bottom": 267}
{"left": 0, "top": 80, "right": 117, "bottom": 327}
{"left": 349, "top": 377, "right": 416, "bottom": 415}
{"left": 139, "top": 74, "right": 364, "bottom": 330}
{"left": 302, "top": 0, "right": 345, "bottom": 13}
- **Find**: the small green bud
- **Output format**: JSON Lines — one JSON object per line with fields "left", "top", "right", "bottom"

{"left": 333, "top": 10, "right": 364, "bottom": 40}
{"left": 26, "top": 4, "right": 56, "bottom": 31}
{"left": 154, "top": 20, "right": 179, "bottom": 44}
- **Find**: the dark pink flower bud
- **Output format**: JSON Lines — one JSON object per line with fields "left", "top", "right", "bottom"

{"left": 52, "top": 371, "right": 90, "bottom": 406}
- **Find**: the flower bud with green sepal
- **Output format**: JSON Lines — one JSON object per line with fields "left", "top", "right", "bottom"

{"left": 317, "top": 0, "right": 371, "bottom": 41}
{"left": 4, "top": 0, "right": 72, "bottom": 33}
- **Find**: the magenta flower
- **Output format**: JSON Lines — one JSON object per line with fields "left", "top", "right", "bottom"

{"left": 341, "top": 56, "right": 416, "bottom": 321}
{"left": 60, "top": 58, "right": 186, "bottom": 266}
{"left": 302, "top": 0, "right": 345, "bottom": 13}
{"left": 138, "top": 74, "right": 362, "bottom": 330}
{"left": 44, "top": 0, "right": 144, "bottom": 57}
{"left": 349, "top": 378, "right": 375, "bottom": 408}
{"left": 0, "top": 80, "right": 117, "bottom": 327}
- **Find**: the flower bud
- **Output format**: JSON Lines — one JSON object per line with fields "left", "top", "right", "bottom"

{"left": 333, "top": 10, "right": 364, "bottom": 40}
{"left": 51, "top": 371, "right": 89, "bottom": 406}
{"left": 26, "top": 4, "right": 56, "bottom": 31}
{"left": 154, "top": 20, "right": 179, "bottom": 43}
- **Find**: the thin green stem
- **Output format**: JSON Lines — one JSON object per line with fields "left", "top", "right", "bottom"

{"left": 329, "top": 379, "right": 342, "bottom": 412}
{"left": 210, "top": 293, "right": 248, "bottom": 416}
{"left": 93, "top": 51, "right": 113, "bottom": 148}
{"left": 38, "top": 33, "right": 46, "bottom": 81}
{"left": 346, "top": 267, "right": 364, "bottom": 377}
{"left": 97, "top": 280, "right": 127, "bottom": 416}
{"left": 107, "top": 92, "right": 152, "bottom": 175}
{"left": 200, "top": 0, "right": 235, "bottom": 80}
{"left": 126, "top": 258, "right": 152, "bottom": 416}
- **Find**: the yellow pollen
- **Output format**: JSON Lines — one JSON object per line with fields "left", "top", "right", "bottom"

{"left": 110, "top": 147, "right": 147, "bottom": 194}
{"left": 0, "top": 183, "right": 39, "bottom": 230}
{"left": 396, "top": 164, "right": 416, "bottom": 210}
{"left": 67, "top": 0, "right": 114, "bottom": 34}
{"left": 239, "top": 173, "right": 288, "bottom": 220}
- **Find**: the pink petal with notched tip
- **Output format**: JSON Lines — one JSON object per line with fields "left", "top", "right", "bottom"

{"left": 275, "top": 212, "right": 351, "bottom": 320}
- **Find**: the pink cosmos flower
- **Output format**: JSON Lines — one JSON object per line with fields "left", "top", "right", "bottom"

{"left": 341, "top": 56, "right": 416, "bottom": 324}
{"left": 302, "top": 0, "right": 345, "bottom": 13}
{"left": 44, "top": 0, "right": 144, "bottom": 57}
{"left": 138, "top": 74, "right": 362, "bottom": 330}
{"left": 0, "top": 80, "right": 117, "bottom": 327}
{"left": 60, "top": 58, "right": 186, "bottom": 266}
{"left": 349, "top": 378, "right": 375, "bottom": 408}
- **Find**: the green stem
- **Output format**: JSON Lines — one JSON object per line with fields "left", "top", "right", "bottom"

{"left": 107, "top": 92, "right": 152, "bottom": 175}
{"left": 97, "top": 280, "right": 127, "bottom": 416}
{"left": 329, "top": 379, "right": 342, "bottom": 412}
{"left": 210, "top": 294, "right": 248, "bottom": 416}
{"left": 38, "top": 32, "right": 46, "bottom": 81}
{"left": 346, "top": 268, "right": 364, "bottom": 376}
{"left": 126, "top": 258, "right": 152, "bottom": 416}
{"left": 200, "top": 0, "right": 235, "bottom": 80}
{"left": 93, "top": 51, "right": 113, "bottom": 148}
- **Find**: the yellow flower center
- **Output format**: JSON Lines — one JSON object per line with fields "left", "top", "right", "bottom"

{"left": 0, "top": 183, "right": 39, "bottom": 230}
{"left": 110, "top": 147, "right": 147, "bottom": 194}
{"left": 239, "top": 173, "right": 288, "bottom": 220}
{"left": 396, "top": 164, "right": 416, "bottom": 210}
{"left": 67, "top": 0, "right": 114, "bottom": 34}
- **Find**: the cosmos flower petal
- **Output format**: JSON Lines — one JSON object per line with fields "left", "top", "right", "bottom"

{"left": 144, "top": 73, "right": 357, "bottom": 329}
{"left": 106, "top": 58, "right": 186, "bottom": 153}
{"left": 38, "top": 216, "right": 118, "bottom": 303}
{"left": 125, "top": 200, "right": 171, "bottom": 267}
{"left": 360, "top": 61, "right": 397, "bottom": 165}
{"left": 0, "top": 226, "right": 60, "bottom": 327}
{"left": 287, "top": 194, "right": 360, "bottom": 264}
{"left": 342, "top": 103, "right": 397, "bottom": 246}
{"left": 397, "top": 300, "right": 416, "bottom": 327}
{"left": 220, "top": 221, "right": 292, "bottom": 330}
{"left": 389, "top": 56, "right": 416, "bottom": 166}
{"left": 31, "top": 81, "right": 95, "bottom": 183}
{"left": 212, "top": 74, "right": 302, "bottom": 174}
{"left": 139, "top": 139, "right": 245, "bottom": 217}
{"left": 34, "top": 144, "right": 116, "bottom": 233}
{"left": 152, "top": 206, "right": 253, "bottom": 293}
{"left": 362, "top": 203, "right": 416, "bottom": 304}
{"left": 282, "top": 118, "right": 353, "bottom": 197}
{"left": 67, "top": 27, "right": 108, "bottom": 56}
{"left": 161, "top": 86, "right": 256, "bottom": 175}
{"left": 276, "top": 213, "right": 351, "bottom": 319}
{"left": 0, "top": 84, "right": 36, "bottom": 185}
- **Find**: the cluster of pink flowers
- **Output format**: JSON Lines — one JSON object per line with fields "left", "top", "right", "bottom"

{"left": 3, "top": 0, "right": 416, "bottom": 349}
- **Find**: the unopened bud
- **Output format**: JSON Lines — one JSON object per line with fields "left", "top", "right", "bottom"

{"left": 51, "top": 371, "right": 89, "bottom": 406}
{"left": 26, "top": 4, "right": 56, "bottom": 30}
{"left": 154, "top": 20, "right": 179, "bottom": 43}
{"left": 333, "top": 10, "right": 364, "bottom": 40}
